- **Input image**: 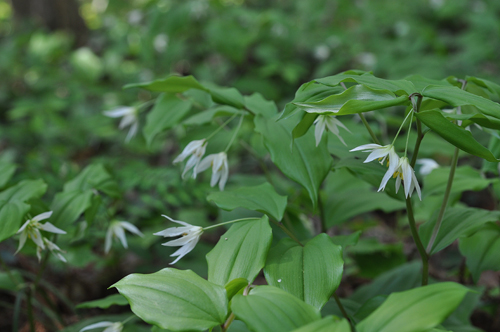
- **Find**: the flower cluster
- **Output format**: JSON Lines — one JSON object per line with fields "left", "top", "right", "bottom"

{"left": 104, "top": 221, "right": 144, "bottom": 254}
{"left": 314, "top": 114, "right": 350, "bottom": 146}
{"left": 103, "top": 106, "right": 139, "bottom": 143}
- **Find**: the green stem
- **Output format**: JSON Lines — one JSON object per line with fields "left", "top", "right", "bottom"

{"left": 410, "top": 117, "right": 424, "bottom": 168}
{"left": 205, "top": 114, "right": 239, "bottom": 141}
{"left": 203, "top": 218, "right": 256, "bottom": 230}
{"left": 222, "top": 312, "right": 236, "bottom": 332}
{"left": 13, "top": 291, "right": 22, "bottom": 332}
{"left": 238, "top": 139, "right": 275, "bottom": 186}
{"left": 333, "top": 293, "right": 354, "bottom": 331}
{"left": 26, "top": 287, "right": 35, "bottom": 332}
{"left": 270, "top": 218, "right": 304, "bottom": 247}
{"left": 359, "top": 113, "right": 380, "bottom": 145}
{"left": 405, "top": 197, "right": 429, "bottom": 285}
{"left": 318, "top": 194, "right": 327, "bottom": 233}
{"left": 426, "top": 147, "right": 459, "bottom": 253}
{"left": 224, "top": 114, "right": 245, "bottom": 153}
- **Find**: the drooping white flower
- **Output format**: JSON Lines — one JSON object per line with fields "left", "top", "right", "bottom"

{"left": 416, "top": 158, "right": 439, "bottom": 176}
{"left": 350, "top": 144, "right": 400, "bottom": 192}
{"left": 394, "top": 157, "right": 422, "bottom": 200}
{"left": 16, "top": 211, "right": 66, "bottom": 255}
{"left": 105, "top": 221, "right": 144, "bottom": 254}
{"left": 173, "top": 139, "right": 207, "bottom": 179}
{"left": 314, "top": 115, "right": 350, "bottom": 146}
{"left": 103, "top": 106, "right": 139, "bottom": 142}
{"left": 153, "top": 215, "right": 203, "bottom": 265}
{"left": 37, "top": 238, "right": 67, "bottom": 263}
{"left": 80, "top": 321, "right": 123, "bottom": 332}
{"left": 197, "top": 152, "right": 229, "bottom": 191}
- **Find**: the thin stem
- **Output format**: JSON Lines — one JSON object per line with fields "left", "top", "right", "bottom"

{"left": 391, "top": 109, "right": 414, "bottom": 146}
{"left": 34, "top": 249, "right": 50, "bottom": 289}
{"left": 26, "top": 287, "right": 35, "bottom": 332}
{"left": 203, "top": 218, "right": 256, "bottom": 230}
{"left": 13, "top": 291, "right": 23, "bottom": 332}
{"left": 222, "top": 312, "right": 236, "bottom": 332}
{"left": 238, "top": 139, "right": 275, "bottom": 186}
{"left": 404, "top": 111, "right": 414, "bottom": 156}
{"left": 359, "top": 113, "right": 380, "bottom": 145}
{"left": 405, "top": 197, "right": 429, "bottom": 285}
{"left": 205, "top": 114, "right": 239, "bottom": 141}
{"left": 410, "top": 117, "right": 423, "bottom": 168}
{"left": 318, "top": 194, "right": 327, "bottom": 233}
{"left": 224, "top": 114, "right": 245, "bottom": 153}
{"left": 270, "top": 218, "right": 304, "bottom": 247}
{"left": 426, "top": 147, "right": 459, "bottom": 253}
{"left": 333, "top": 293, "right": 354, "bottom": 332}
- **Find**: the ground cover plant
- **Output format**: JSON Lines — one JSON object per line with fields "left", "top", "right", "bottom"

{"left": 1, "top": 1, "right": 500, "bottom": 332}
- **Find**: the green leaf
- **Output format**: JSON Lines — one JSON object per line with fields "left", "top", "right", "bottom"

{"left": 423, "top": 166, "right": 494, "bottom": 197}
{"left": 50, "top": 190, "right": 93, "bottom": 228}
{"left": 77, "top": 294, "right": 128, "bottom": 309}
{"left": 421, "top": 85, "right": 500, "bottom": 119}
{"left": 124, "top": 75, "right": 207, "bottom": 93}
{"left": 204, "top": 83, "right": 245, "bottom": 109}
{"left": 113, "top": 268, "right": 228, "bottom": 331}
{"left": 264, "top": 234, "right": 343, "bottom": 309}
{"left": 315, "top": 73, "right": 417, "bottom": 95}
{"left": 293, "top": 85, "right": 409, "bottom": 116}
{"left": 0, "top": 161, "right": 16, "bottom": 188}
{"left": 331, "top": 231, "right": 361, "bottom": 248}
{"left": 403, "top": 75, "right": 452, "bottom": 92}
{"left": 207, "top": 216, "right": 272, "bottom": 286}
{"left": 443, "top": 112, "right": 500, "bottom": 130}
{"left": 0, "top": 200, "right": 30, "bottom": 242}
{"left": 244, "top": 93, "right": 278, "bottom": 118}
{"left": 183, "top": 106, "right": 240, "bottom": 126}
{"left": 231, "top": 286, "right": 321, "bottom": 332}
{"left": 356, "top": 282, "right": 470, "bottom": 332}
{"left": 64, "top": 164, "right": 119, "bottom": 197}
{"left": 292, "top": 317, "right": 351, "bottom": 332}
{"left": 143, "top": 93, "right": 192, "bottom": 146}
{"left": 0, "top": 179, "right": 47, "bottom": 202}
{"left": 254, "top": 115, "right": 332, "bottom": 208}
{"left": 419, "top": 207, "right": 500, "bottom": 254}
{"left": 292, "top": 113, "right": 318, "bottom": 139}
{"left": 207, "top": 183, "right": 287, "bottom": 221}
{"left": 466, "top": 76, "right": 500, "bottom": 98}
{"left": 416, "top": 110, "right": 499, "bottom": 161}
{"left": 459, "top": 223, "right": 500, "bottom": 282}
{"left": 225, "top": 278, "right": 249, "bottom": 302}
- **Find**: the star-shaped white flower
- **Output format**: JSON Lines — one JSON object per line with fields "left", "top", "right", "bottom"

{"left": 173, "top": 139, "right": 207, "bottom": 179}
{"left": 104, "top": 221, "right": 144, "bottom": 254}
{"left": 394, "top": 157, "right": 422, "bottom": 200}
{"left": 416, "top": 158, "right": 439, "bottom": 176}
{"left": 197, "top": 152, "right": 229, "bottom": 191}
{"left": 314, "top": 115, "right": 350, "bottom": 146}
{"left": 37, "top": 238, "right": 67, "bottom": 263}
{"left": 80, "top": 321, "right": 123, "bottom": 332}
{"left": 16, "top": 211, "right": 66, "bottom": 256}
{"left": 153, "top": 215, "right": 203, "bottom": 265}
{"left": 104, "top": 106, "right": 139, "bottom": 142}
{"left": 350, "top": 144, "right": 400, "bottom": 192}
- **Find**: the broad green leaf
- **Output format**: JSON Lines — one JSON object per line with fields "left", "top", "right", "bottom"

{"left": 419, "top": 207, "right": 500, "bottom": 254}
{"left": 292, "top": 113, "right": 318, "bottom": 139}
{"left": 143, "top": 93, "right": 192, "bottom": 146}
{"left": 293, "top": 85, "right": 409, "bottom": 116}
{"left": 315, "top": 73, "right": 417, "bottom": 95}
{"left": 466, "top": 76, "right": 500, "bottom": 98}
{"left": 231, "top": 286, "right": 320, "bottom": 332}
{"left": 423, "top": 166, "right": 494, "bottom": 197}
{"left": 204, "top": 83, "right": 245, "bottom": 109}
{"left": 113, "top": 268, "right": 227, "bottom": 331}
{"left": 442, "top": 112, "right": 500, "bottom": 130}
{"left": 225, "top": 278, "right": 249, "bottom": 302}
{"left": 254, "top": 115, "right": 332, "bottom": 208}
{"left": 292, "top": 317, "right": 351, "bottom": 332}
{"left": 0, "top": 161, "right": 16, "bottom": 188}
{"left": 421, "top": 85, "right": 500, "bottom": 119}
{"left": 443, "top": 287, "right": 483, "bottom": 332}
{"left": 353, "top": 295, "right": 387, "bottom": 322}
{"left": 77, "top": 294, "right": 128, "bottom": 309}
{"left": 183, "top": 106, "right": 240, "bottom": 125}
{"left": 331, "top": 231, "right": 361, "bottom": 248}
{"left": 207, "top": 216, "right": 272, "bottom": 285}
{"left": 207, "top": 183, "right": 287, "bottom": 221}
{"left": 350, "top": 262, "right": 422, "bottom": 303}
{"left": 264, "top": 234, "right": 343, "bottom": 309}
{"left": 64, "top": 164, "right": 119, "bottom": 197}
{"left": 244, "top": 93, "right": 277, "bottom": 118}
{"left": 124, "top": 75, "right": 207, "bottom": 93}
{"left": 50, "top": 190, "right": 93, "bottom": 228}
{"left": 356, "top": 282, "right": 470, "bottom": 332}
{"left": 416, "top": 110, "right": 499, "bottom": 161}
{"left": 0, "top": 200, "right": 30, "bottom": 243}
{"left": 0, "top": 179, "right": 47, "bottom": 202}
{"left": 403, "top": 74, "right": 452, "bottom": 92}
{"left": 459, "top": 223, "right": 500, "bottom": 282}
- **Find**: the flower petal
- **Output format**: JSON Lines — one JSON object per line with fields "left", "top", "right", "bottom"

{"left": 113, "top": 225, "right": 128, "bottom": 249}
{"left": 17, "top": 220, "right": 31, "bottom": 234}
{"left": 79, "top": 321, "right": 114, "bottom": 332}
{"left": 349, "top": 144, "right": 382, "bottom": 152}
{"left": 104, "top": 226, "right": 113, "bottom": 254}
{"left": 38, "top": 222, "right": 66, "bottom": 234}
{"left": 104, "top": 107, "right": 133, "bottom": 118}
{"left": 31, "top": 211, "right": 53, "bottom": 222}
{"left": 118, "top": 222, "right": 143, "bottom": 237}
{"left": 169, "top": 237, "right": 199, "bottom": 265}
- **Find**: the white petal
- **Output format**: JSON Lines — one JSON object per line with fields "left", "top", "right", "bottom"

{"left": 349, "top": 144, "right": 382, "bottom": 152}
{"left": 364, "top": 147, "right": 391, "bottom": 163}
{"left": 401, "top": 159, "right": 412, "bottom": 198}
{"left": 173, "top": 140, "right": 206, "bottom": 164}
{"left": 182, "top": 154, "right": 200, "bottom": 179}
{"left": 37, "top": 247, "right": 42, "bottom": 262}
{"left": 378, "top": 167, "right": 394, "bottom": 192}
{"left": 104, "top": 107, "right": 134, "bottom": 118}
{"left": 55, "top": 253, "right": 67, "bottom": 263}
{"left": 197, "top": 154, "right": 216, "bottom": 173}
{"left": 314, "top": 118, "right": 326, "bottom": 147}
{"left": 395, "top": 175, "right": 402, "bottom": 193}
{"left": 80, "top": 321, "right": 114, "bottom": 332}
{"left": 38, "top": 222, "right": 66, "bottom": 234}
{"left": 218, "top": 161, "right": 229, "bottom": 191}
{"left": 17, "top": 220, "right": 31, "bottom": 234}
{"left": 210, "top": 167, "right": 222, "bottom": 187}
{"left": 412, "top": 171, "right": 422, "bottom": 200}
{"left": 104, "top": 226, "right": 113, "bottom": 254}
{"left": 113, "top": 225, "right": 128, "bottom": 249}
{"left": 16, "top": 232, "right": 28, "bottom": 254}
{"left": 169, "top": 237, "right": 199, "bottom": 265}
{"left": 162, "top": 232, "right": 201, "bottom": 247}
{"left": 154, "top": 226, "right": 192, "bottom": 237}
{"left": 125, "top": 121, "right": 138, "bottom": 143}
{"left": 31, "top": 211, "right": 53, "bottom": 222}
{"left": 31, "top": 229, "right": 45, "bottom": 249}
{"left": 118, "top": 222, "right": 143, "bottom": 237}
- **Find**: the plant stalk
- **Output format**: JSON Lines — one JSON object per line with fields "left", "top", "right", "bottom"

{"left": 405, "top": 197, "right": 429, "bottom": 285}
{"left": 270, "top": 218, "right": 303, "bottom": 247}
{"left": 333, "top": 293, "right": 354, "bottom": 331}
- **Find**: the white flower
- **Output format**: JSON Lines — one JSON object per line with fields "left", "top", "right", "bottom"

{"left": 105, "top": 221, "right": 144, "bottom": 254}
{"left": 350, "top": 144, "right": 400, "bottom": 192}
{"left": 394, "top": 157, "right": 422, "bottom": 200}
{"left": 314, "top": 114, "right": 350, "bottom": 146}
{"left": 37, "top": 238, "right": 67, "bottom": 263}
{"left": 104, "top": 107, "right": 138, "bottom": 142}
{"left": 173, "top": 139, "right": 207, "bottom": 179}
{"left": 153, "top": 215, "right": 203, "bottom": 265}
{"left": 16, "top": 211, "right": 66, "bottom": 256}
{"left": 80, "top": 321, "right": 123, "bottom": 332}
{"left": 416, "top": 158, "right": 439, "bottom": 176}
{"left": 197, "top": 152, "right": 229, "bottom": 191}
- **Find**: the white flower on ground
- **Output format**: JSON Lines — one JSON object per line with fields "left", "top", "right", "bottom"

{"left": 350, "top": 144, "right": 400, "bottom": 192}
{"left": 105, "top": 221, "right": 144, "bottom": 254}
{"left": 314, "top": 115, "right": 350, "bottom": 146}
{"left": 197, "top": 152, "right": 229, "bottom": 191}
{"left": 37, "top": 238, "right": 67, "bottom": 263}
{"left": 80, "top": 321, "right": 123, "bottom": 332}
{"left": 173, "top": 139, "right": 207, "bottom": 179}
{"left": 153, "top": 215, "right": 203, "bottom": 265}
{"left": 103, "top": 106, "right": 138, "bottom": 142}
{"left": 394, "top": 157, "right": 422, "bottom": 200}
{"left": 16, "top": 211, "right": 66, "bottom": 256}
{"left": 416, "top": 158, "right": 439, "bottom": 176}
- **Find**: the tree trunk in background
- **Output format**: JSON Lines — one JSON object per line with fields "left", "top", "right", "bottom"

{"left": 11, "top": 0, "right": 88, "bottom": 46}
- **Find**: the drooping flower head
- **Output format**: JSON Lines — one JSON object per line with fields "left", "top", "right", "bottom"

{"left": 394, "top": 157, "right": 422, "bottom": 200}
{"left": 153, "top": 215, "right": 203, "bottom": 265}
{"left": 80, "top": 321, "right": 123, "bottom": 332}
{"left": 314, "top": 115, "right": 350, "bottom": 146}
{"left": 173, "top": 139, "right": 207, "bottom": 179}
{"left": 37, "top": 238, "right": 67, "bottom": 263}
{"left": 104, "top": 221, "right": 144, "bottom": 254}
{"left": 103, "top": 106, "right": 139, "bottom": 142}
{"left": 196, "top": 152, "right": 229, "bottom": 191}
